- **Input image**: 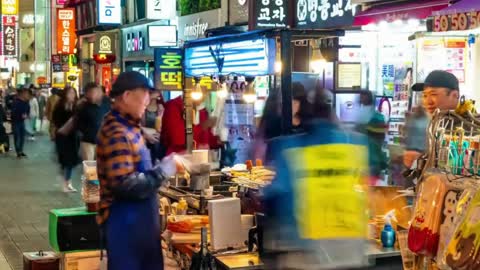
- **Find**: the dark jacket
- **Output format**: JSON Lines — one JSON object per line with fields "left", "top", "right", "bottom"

{"left": 53, "top": 103, "right": 79, "bottom": 167}
{"left": 76, "top": 100, "right": 110, "bottom": 144}
{"left": 11, "top": 98, "right": 30, "bottom": 123}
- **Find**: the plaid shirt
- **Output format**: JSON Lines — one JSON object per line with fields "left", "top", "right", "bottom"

{"left": 96, "top": 110, "right": 155, "bottom": 224}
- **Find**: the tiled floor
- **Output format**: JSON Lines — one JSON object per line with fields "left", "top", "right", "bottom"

{"left": 0, "top": 134, "right": 82, "bottom": 270}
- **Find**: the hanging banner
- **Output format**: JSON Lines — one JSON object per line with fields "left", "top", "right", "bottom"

{"left": 2, "top": 0, "right": 19, "bottom": 15}
{"left": 295, "top": 0, "right": 358, "bottom": 29}
{"left": 2, "top": 16, "right": 18, "bottom": 58}
{"left": 254, "top": 0, "right": 290, "bottom": 28}
{"left": 154, "top": 48, "right": 183, "bottom": 91}
{"left": 57, "top": 8, "right": 76, "bottom": 55}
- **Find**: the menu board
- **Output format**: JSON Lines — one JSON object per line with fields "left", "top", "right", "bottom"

{"left": 336, "top": 63, "right": 361, "bottom": 89}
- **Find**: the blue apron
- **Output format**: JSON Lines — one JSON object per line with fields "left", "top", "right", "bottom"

{"left": 105, "top": 144, "right": 163, "bottom": 270}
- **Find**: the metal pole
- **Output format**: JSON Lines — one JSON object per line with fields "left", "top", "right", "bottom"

{"left": 280, "top": 30, "right": 292, "bottom": 135}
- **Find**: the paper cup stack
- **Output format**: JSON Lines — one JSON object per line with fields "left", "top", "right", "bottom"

{"left": 81, "top": 161, "right": 100, "bottom": 206}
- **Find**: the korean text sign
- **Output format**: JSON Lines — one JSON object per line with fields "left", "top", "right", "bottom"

{"left": 2, "top": 16, "right": 17, "bottom": 57}
{"left": 255, "top": 0, "right": 289, "bottom": 28}
{"left": 295, "top": 0, "right": 358, "bottom": 29}
{"left": 154, "top": 48, "right": 183, "bottom": 91}
{"left": 2, "top": 0, "right": 19, "bottom": 15}
{"left": 57, "top": 8, "right": 76, "bottom": 55}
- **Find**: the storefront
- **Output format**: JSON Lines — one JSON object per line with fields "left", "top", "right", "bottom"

{"left": 177, "top": 8, "right": 226, "bottom": 44}
{"left": 430, "top": 0, "right": 480, "bottom": 104}
{"left": 122, "top": 22, "right": 170, "bottom": 84}
{"left": 92, "top": 31, "right": 120, "bottom": 94}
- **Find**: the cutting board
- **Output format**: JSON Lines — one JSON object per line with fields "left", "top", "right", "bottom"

{"left": 208, "top": 198, "right": 243, "bottom": 250}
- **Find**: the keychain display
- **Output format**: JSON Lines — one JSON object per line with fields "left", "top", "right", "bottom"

{"left": 407, "top": 109, "right": 480, "bottom": 269}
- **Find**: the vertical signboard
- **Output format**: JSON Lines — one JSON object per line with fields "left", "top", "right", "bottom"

{"left": 254, "top": 0, "right": 289, "bottom": 28}
{"left": 57, "top": 8, "right": 76, "bottom": 55}
{"left": 98, "top": 0, "right": 122, "bottom": 25}
{"left": 2, "top": 0, "right": 19, "bottom": 15}
{"left": 154, "top": 48, "right": 183, "bottom": 91}
{"left": 2, "top": 16, "right": 17, "bottom": 57}
{"left": 295, "top": 0, "right": 358, "bottom": 29}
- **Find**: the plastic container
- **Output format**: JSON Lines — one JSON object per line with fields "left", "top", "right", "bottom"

{"left": 82, "top": 161, "right": 98, "bottom": 181}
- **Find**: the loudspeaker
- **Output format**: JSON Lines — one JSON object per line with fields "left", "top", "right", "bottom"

{"left": 49, "top": 207, "right": 100, "bottom": 252}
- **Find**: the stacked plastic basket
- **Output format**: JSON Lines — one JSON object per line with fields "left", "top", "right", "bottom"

{"left": 82, "top": 161, "right": 100, "bottom": 212}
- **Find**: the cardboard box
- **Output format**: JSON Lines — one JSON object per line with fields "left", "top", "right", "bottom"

{"left": 61, "top": 251, "right": 107, "bottom": 270}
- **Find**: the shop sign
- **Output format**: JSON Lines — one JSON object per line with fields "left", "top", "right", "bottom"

{"left": 145, "top": 0, "right": 175, "bottom": 20}
{"left": 184, "top": 19, "right": 209, "bottom": 39}
{"left": 57, "top": 0, "right": 67, "bottom": 5}
{"left": 125, "top": 31, "right": 145, "bottom": 52}
{"left": 433, "top": 12, "right": 480, "bottom": 32}
{"left": 154, "top": 48, "right": 183, "bottom": 90}
{"left": 229, "top": 0, "right": 249, "bottom": 25}
{"left": 2, "top": 16, "right": 17, "bottom": 58}
{"left": 97, "top": 0, "right": 122, "bottom": 25}
{"left": 56, "top": 8, "right": 76, "bottom": 55}
{"left": 295, "top": 0, "right": 358, "bottom": 29}
{"left": 21, "top": 14, "right": 35, "bottom": 25}
{"left": 53, "top": 63, "right": 63, "bottom": 72}
{"left": 184, "top": 38, "right": 276, "bottom": 77}
{"left": 2, "top": 0, "right": 19, "bottom": 15}
{"left": 254, "top": 0, "right": 289, "bottom": 28}
{"left": 52, "top": 54, "right": 61, "bottom": 64}
{"left": 95, "top": 32, "right": 116, "bottom": 55}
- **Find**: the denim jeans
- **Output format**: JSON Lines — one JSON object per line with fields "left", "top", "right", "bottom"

{"left": 63, "top": 166, "right": 74, "bottom": 181}
{"left": 12, "top": 122, "right": 25, "bottom": 154}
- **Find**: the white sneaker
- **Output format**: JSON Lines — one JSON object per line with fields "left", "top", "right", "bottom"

{"left": 63, "top": 183, "right": 78, "bottom": 193}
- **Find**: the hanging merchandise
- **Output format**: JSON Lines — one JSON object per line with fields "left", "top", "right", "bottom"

{"left": 406, "top": 108, "right": 480, "bottom": 269}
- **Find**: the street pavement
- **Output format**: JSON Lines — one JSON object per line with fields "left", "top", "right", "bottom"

{"left": 0, "top": 133, "right": 82, "bottom": 270}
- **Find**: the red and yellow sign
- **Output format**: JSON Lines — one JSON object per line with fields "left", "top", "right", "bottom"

{"left": 56, "top": 8, "right": 76, "bottom": 55}
{"left": 434, "top": 12, "right": 480, "bottom": 32}
{"left": 2, "top": 0, "right": 18, "bottom": 15}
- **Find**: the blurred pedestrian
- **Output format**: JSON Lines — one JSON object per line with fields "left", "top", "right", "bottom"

{"left": 356, "top": 91, "right": 388, "bottom": 185}
{"left": 11, "top": 88, "right": 30, "bottom": 158}
{"left": 37, "top": 89, "right": 47, "bottom": 131}
{"left": 75, "top": 82, "right": 109, "bottom": 161}
{"left": 96, "top": 71, "right": 179, "bottom": 270}
{"left": 46, "top": 88, "right": 60, "bottom": 140}
{"left": 262, "top": 86, "right": 369, "bottom": 269}
{"left": 52, "top": 87, "right": 79, "bottom": 192}
{"left": 26, "top": 89, "right": 39, "bottom": 141}
{"left": 142, "top": 90, "right": 165, "bottom": 161}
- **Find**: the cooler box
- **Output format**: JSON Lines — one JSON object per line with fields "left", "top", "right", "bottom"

{"left": 49, "top": 207, "right": 100, "bottom": 252}
{"left": 23, "top": 251, "right": 60, "bottom": 270}
{"left": 61, "top": 251, "right": 106, "bottom": 270}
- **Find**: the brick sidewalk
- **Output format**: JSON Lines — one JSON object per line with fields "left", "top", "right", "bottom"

{"left": 0, "top": 135, "right": 82, "bottom": 270}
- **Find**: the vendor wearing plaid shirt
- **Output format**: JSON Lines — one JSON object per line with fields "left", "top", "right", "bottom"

{"left": 96, "top": 71, "right": 178, "bottom": 270}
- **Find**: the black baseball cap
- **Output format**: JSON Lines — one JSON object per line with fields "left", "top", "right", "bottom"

{"left": 424, "top": 70, "right": 459, "bottom": 91}
{"left": 110, "top": 71, "right": 155, "bottom": 98}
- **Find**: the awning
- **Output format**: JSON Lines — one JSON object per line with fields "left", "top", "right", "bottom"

{"left": 433, "top": 0, "right": 480, "bottom": 16}
{"left": 353, "top": 0, "right": 451, "bottom": 26}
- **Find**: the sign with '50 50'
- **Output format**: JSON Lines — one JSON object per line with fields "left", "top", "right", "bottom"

{"left": 433, "top": 12, "right": 480, "bottom": 32}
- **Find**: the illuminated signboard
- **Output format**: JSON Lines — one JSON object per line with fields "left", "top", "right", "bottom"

{"left": 57, "top": 8, "right": 76, "bottom": 55}
{"left": 98, "top": 0, "right": 122, "bottom": 25}
{"left": 184, "top": 38, "right": 276, "bottom": 77}
{"left": 146, "top": 0, "right": 176, "bottom": 20}
{"left": 154, "top": 48, "right": 183, "bottom": 90}
{"left": 148, "top": 25, "right": 177, "bottom": 47}
{"left": 295, "top": 0, "right": 358, "bottom": 29}
{"left": 2, "top": 0, "right": 19, "bottom": 15}
{"left": 2, "top": 15, "right": 18, "bottom": 57}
